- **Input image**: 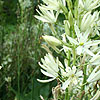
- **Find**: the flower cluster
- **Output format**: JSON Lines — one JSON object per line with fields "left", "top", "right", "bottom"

{"left": 35, "top": 0, "right": 100, "bottom": 99}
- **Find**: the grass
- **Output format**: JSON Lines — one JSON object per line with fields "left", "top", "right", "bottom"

{"left": 0, "top": 1, "right": 58, "bottom": 100}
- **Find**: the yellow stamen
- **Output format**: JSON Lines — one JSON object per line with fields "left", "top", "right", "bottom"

{"left": 79, "top": 42, "right": 84, "bottom": 46}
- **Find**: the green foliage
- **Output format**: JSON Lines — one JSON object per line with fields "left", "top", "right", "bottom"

{"left": 0, "top": 0, "right": 56, "bottom": 100}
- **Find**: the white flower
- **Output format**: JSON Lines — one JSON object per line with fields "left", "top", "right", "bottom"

{"left": 42, "top": 0, "right": 66, "bottom": 12}
{"left": 61, "top": 33, "right": 71, "bottom": 54}
{"left": 90, "top": 90, "right": 100, "bottom": 100}
{"left": 90, "top": 51, "right": 100, "bottom": 65}
{"left": 94, "top": 20, "right": 100, "bottom": 36}
{"left": 5, "top": 77, "right": 11, "bottom": 83}
{"left": 37, "top": 53, "right": 59, "bottom": 83}
{"left": 61, "top": 65, "right": 83, "bottom": 90}
{"left": 0, "top": 66, "right": 2, "bottom": 70}
{"left": 35, "top": 6, "right": 58, "bottom": 23}
{"left": 79, "top": 0, "right": 100, "bottom": 11}
{"left": 80, "top": 11, "right": 99, "bottom": 32}
{"left": 87, "top": 66, "right": 100, "bottom": 83}
{"left": 90, "top": 45, "right": 100, "bottom": 53}
{"left": 67, "top": 24, "right": 100, "bottom": 56}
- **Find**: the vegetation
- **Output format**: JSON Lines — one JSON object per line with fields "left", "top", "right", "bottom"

{"left": 35, "top": 0, "right": 100, "bottom": 100}
{"left": 1, "top": 0, "right": 100, "bottom": 100}
{"left": 0, "top": 0, "right": 55, "bottom": 100}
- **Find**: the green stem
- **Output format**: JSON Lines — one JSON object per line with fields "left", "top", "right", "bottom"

{"left": 82, "top": 65, "right": 87, "bottom": 90}
{"left": 65, "top": 88, "right": 69, "bottom": 100}
{"left": 60, "top": 4, "right": 68, "bottom": 19}
{"left": 72, "top": 25, "right": 76, "bottom": 66}
{"left": 81, "top": 65, "right": 87, "bottom": 99}
{"left": 61, "top": 40, "right": 73, "bottom": 48}
{"left": 9, "top": 86, "right": 17, "bottom": 95}
{"left": 17, "top": 41, "right": 20, "bottom": 100}
{"left": 68, "top": 50, "right": 71, "bottom": 66}
{"left": 49, "top": 24, "right": 57, "bottom": 36}
{"left": 72, "top": 46, "right": 76, "bottom": 66}
{"left": 32, "top": 77, "right": 34, "bottom": 100}
{"left": 65, "top": 88, "right": 68, "bottom": 100}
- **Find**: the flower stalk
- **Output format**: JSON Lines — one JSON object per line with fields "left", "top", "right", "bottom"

{"left": 35, "top": 0, "right": 100, "bottom": 99}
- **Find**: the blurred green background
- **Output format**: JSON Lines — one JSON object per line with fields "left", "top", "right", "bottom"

{"left": 1, "top": 0, "right": 100, "bottom": 100}
{"left": 0, "top": 0, "right": 57, "bottom": 100}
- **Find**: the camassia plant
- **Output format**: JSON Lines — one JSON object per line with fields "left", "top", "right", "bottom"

{"left": 35, "top": 0, "right": 100, "bottom": 99}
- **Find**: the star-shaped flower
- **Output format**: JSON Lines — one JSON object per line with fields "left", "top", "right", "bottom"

{"left": 42, "top": 0, "right": 66, "bottom": 12}
{"left": 61, "top": 65, "right": 83, "bottom": 90}
{"left": 79, "top": 0, "right": 100, "bottom": 11}
{"left": 67, "top": 24, "right": 100, "bottom": 56}
{"left": 37, "top": 53, "right": 59, "bottom": 83}
{"left": 87, "top": 66, "right": 100, "bottom": 83}
{"left": 35, "top": 6, "right": 59, "bottom": 23}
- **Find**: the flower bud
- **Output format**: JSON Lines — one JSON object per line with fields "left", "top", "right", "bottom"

{"left": 64, "top": 20, "right": 70, "bottom": 35}
{"left": 68, "top": 10, "right": 74, "bottom": 26}
{"left": 90, "top": 90, "right": 100, "bottom": 100}
{"left": 42, "top": 35, "right": 62, "bottom": 46}
{"left": 66, "top": 0, "right": 73, "bottom": 10}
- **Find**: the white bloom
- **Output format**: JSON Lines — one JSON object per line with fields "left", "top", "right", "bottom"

{"left": 35, "top": 6, "right": 58, "bottom": 23}
{"left": 90, "top": 45, "right": 100, "bottom": 53}
{"left": 81, "top": 11, "right": 99, "bottom": 32}
{"left": 62, "top": 66, "right": 83, "bottom": 90}
{"left": 94, "top": 20, "right": 100, "bottom": 36}
{"left": 37, "top": 53, "right": 59, "bottom": 83}
{"left": 0, "top": 66, "right": 2, "bottom": 70}
{"left": 87, "top": 66, "right": 100, "bottom": 83}
{"left": 5, "top": 77, "right": 11, "bottom": 83}
{"left": 97, "top": 20, "right": 100, "bottom": 32}
{"left": 67, "top": 24, "right": 100, "bottom": 56}
{"left": 42, "top": 0, "right": 66, "bottom": 12}
{"left": 79, "top": 0, "right": 100, "bottom": 11}
{"left": 61, "top": 33, "right": 71, "bottom": 54}
{"left": 90, "top": 90, "right": 100, "bottom": 100}
{"left": 90, "top": 51, "right": 100, "bottom": 65}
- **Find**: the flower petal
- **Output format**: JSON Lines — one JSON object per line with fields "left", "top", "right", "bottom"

{"left": 67, "top": 35, "right": 78, "bottom": 45}
{"left": 76, "top": 46, "right": 83, "bottom": 55}
{"left": 84, "top": 48, "right": 95, "bottom": 56}
{"left": 37, "top": 78, "right": 55, "bottom": 83}
{"left": 85, "top": 40, "right": 100, "bottom": 47}
{"left": 41, "top": 69, "right": 54, "bottom": 77}
{"left": 62, "top": 78, "right": 71, "bottom": 90}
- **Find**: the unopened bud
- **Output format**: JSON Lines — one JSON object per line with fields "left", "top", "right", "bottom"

{"left": 64, "top": 20, "right": 70, "bottom": 35}
{"left": 66, "top": 0, "right": 73, "bottom": 10}
{"left": 42, "top": 35, "right": 62, "bottom": 46}
{"left": 68, "top": 10, "right": 74, "bottom": 26}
